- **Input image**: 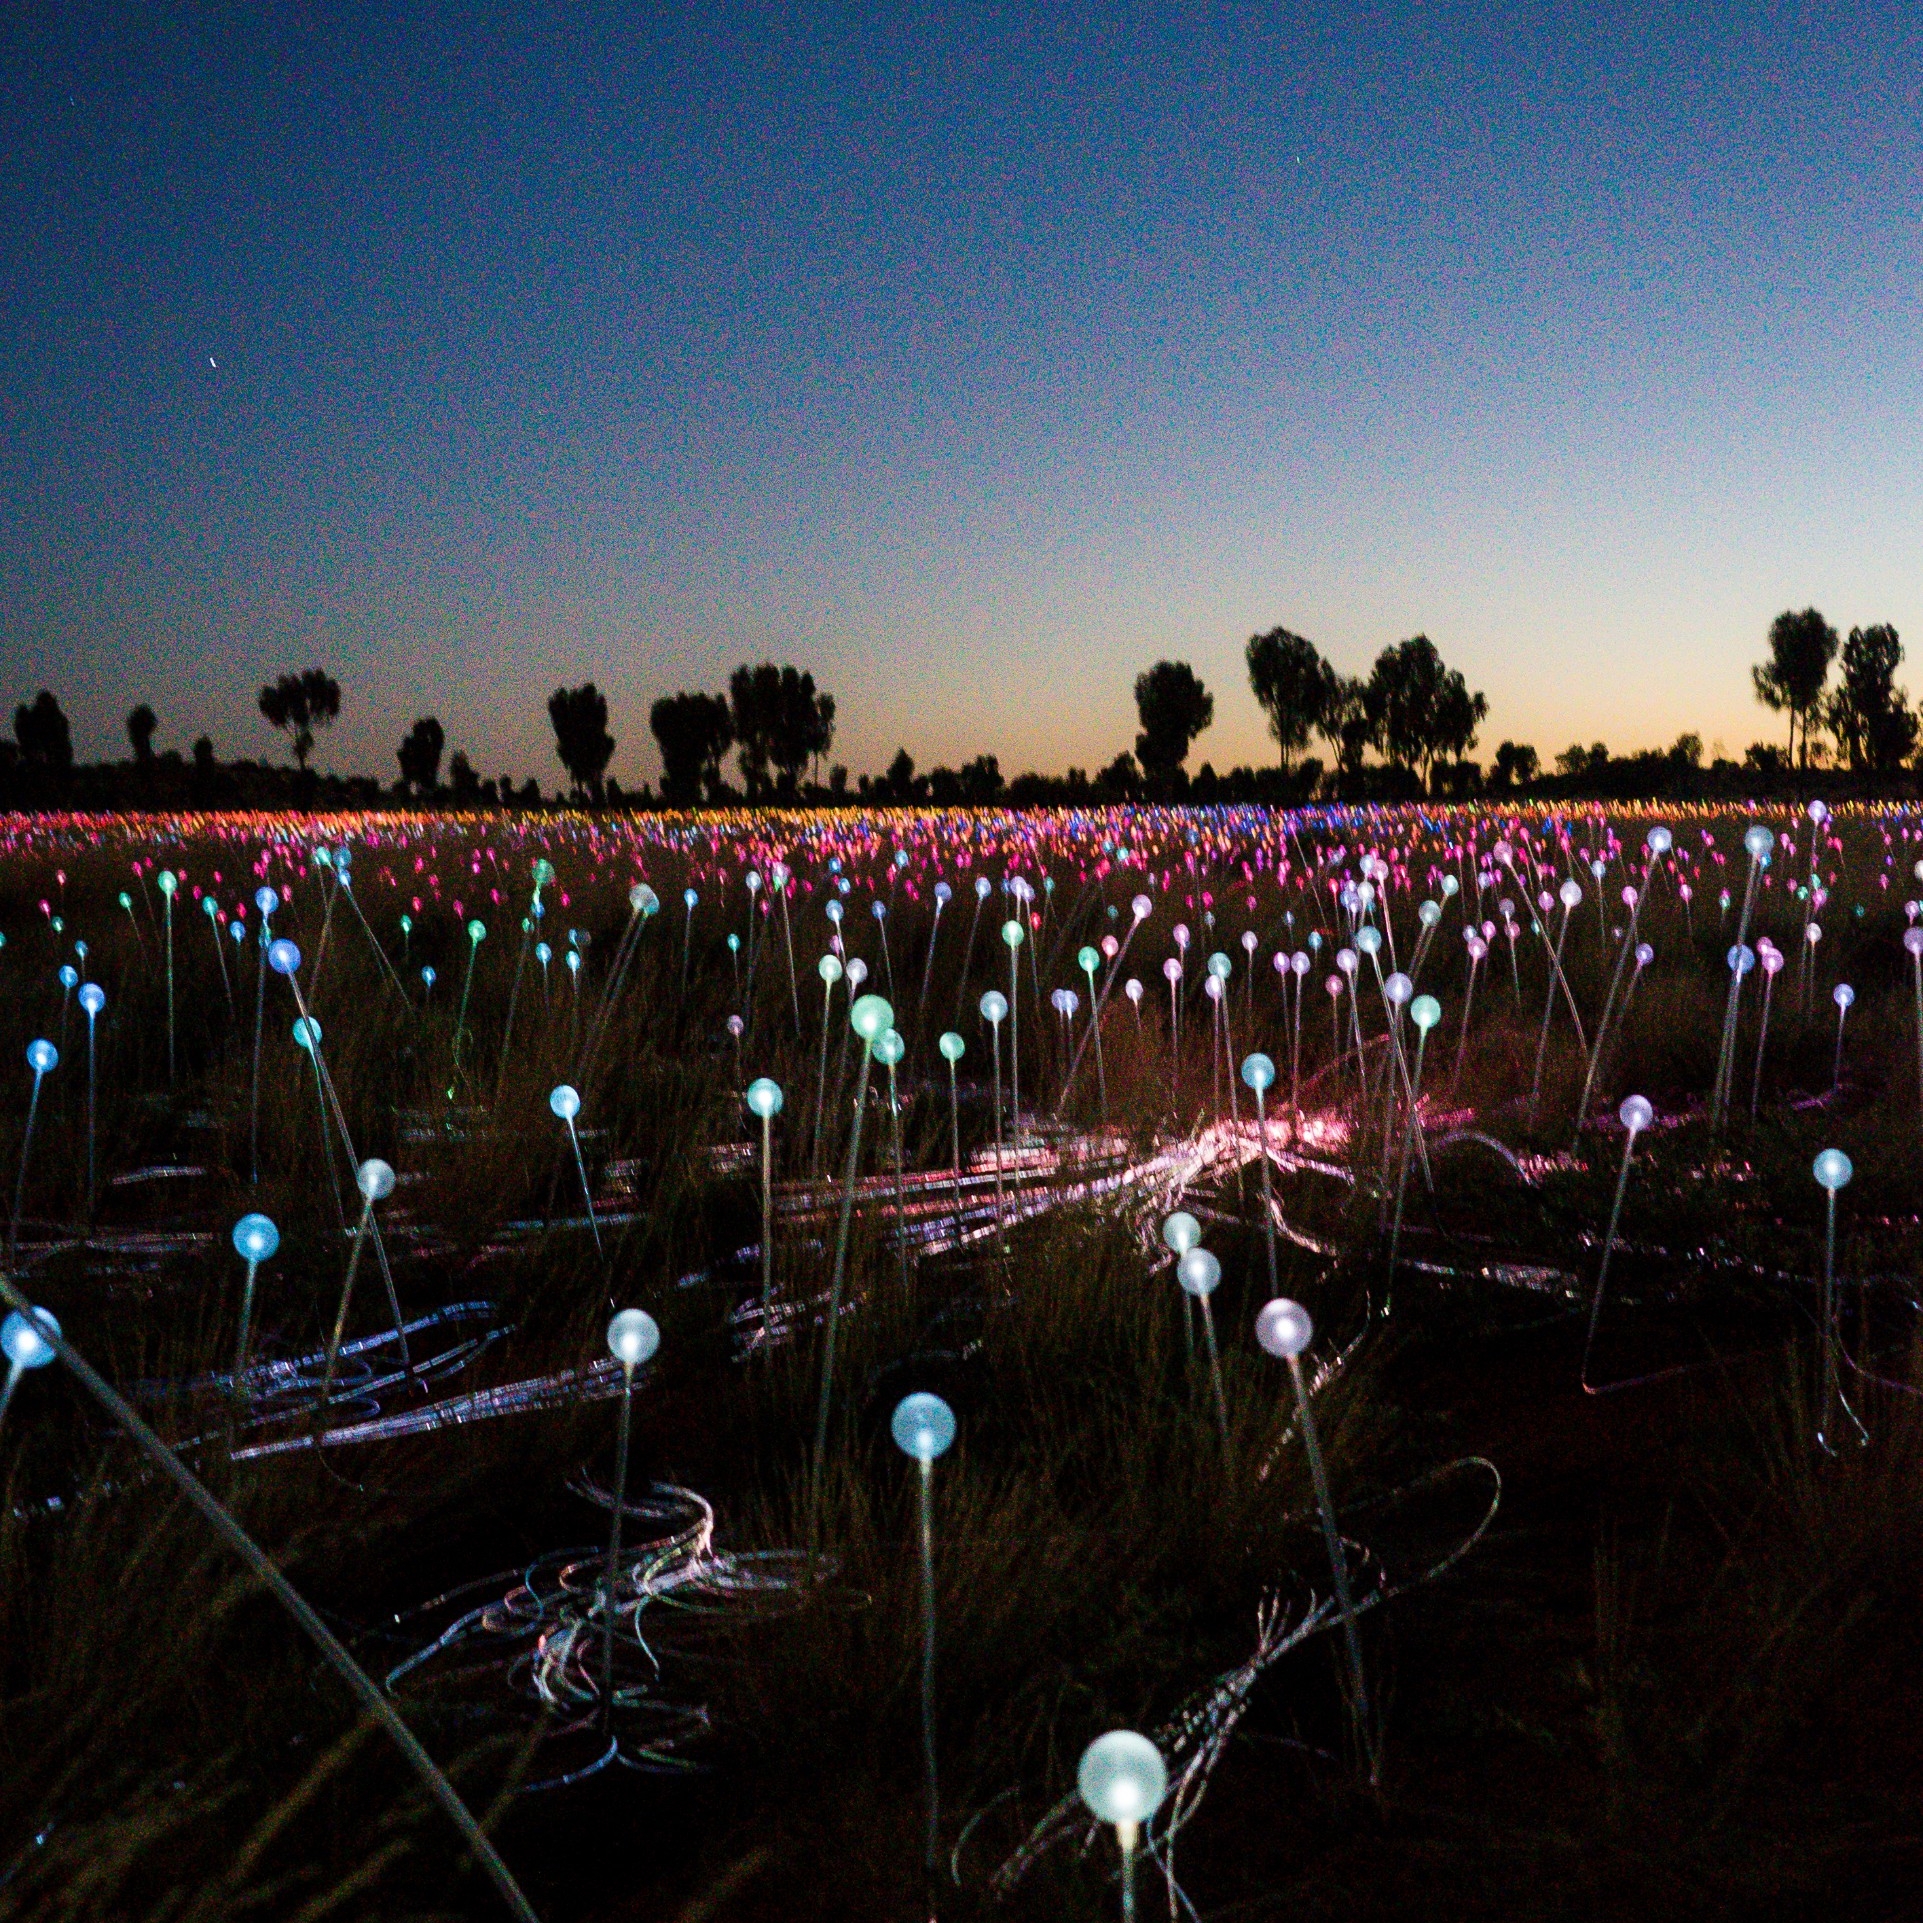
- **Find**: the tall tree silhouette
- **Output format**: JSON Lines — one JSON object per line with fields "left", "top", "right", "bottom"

{"left": 1752, "top": 608, "right": 1837, "bottom": 769}
{"left": 1825, "top": 624, "right": 1915, "bottom": 775}
{"left": 650, "top": 691, "right": 733, "bottom": 806}
{"left": 1245, "top": 627, "right": 1336, "bottom": 771}
{"left": 396, "top": 716, "right": 445, "bottom": 794}
{"left": 126, "top": 705, "right": 157, "bottom": 766}
{"left": 728, "top": 664, "right": 836, "bottom": 798}
{"left": 257, "top": 670, "right": 341, "bottom": 770}
{"left": 13, "top": 691, "right": 72, "bottom": 770}
{"left": 1133, "top": 661, "right": 1214, "bottom": 784}
{"left": 1361, "top": 635, "right": 1486, "bottom": 785}
{"left": 548, "top": 684, "right": 617, "bottom": 804}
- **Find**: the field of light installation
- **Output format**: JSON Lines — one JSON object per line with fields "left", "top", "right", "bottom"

{"left": 2, "top": 799, "right": 1922, "bottom": 1921}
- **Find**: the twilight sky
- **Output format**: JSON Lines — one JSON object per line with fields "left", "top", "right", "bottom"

{"left": 3, "top": 3, "right": 1920, "bottom": 789}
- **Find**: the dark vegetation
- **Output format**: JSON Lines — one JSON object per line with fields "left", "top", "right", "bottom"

{"left": 8, "top": 606, "right": 1921, "bottom": 816}
{"left": 0, "top": 808, "right": 1919, "bottom": 1917}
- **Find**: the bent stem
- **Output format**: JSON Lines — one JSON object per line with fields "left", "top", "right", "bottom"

{"left": 0, "top": 1274, "right": 541, "bottom": 1923}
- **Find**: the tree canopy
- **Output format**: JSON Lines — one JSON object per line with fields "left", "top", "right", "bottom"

{"left": 650, "top": 691, "right": 734, "bottom": 807}
{"left": 548, "top": 683, "right": 617, "bottom": 804}
{"left": 1245, "top": 626, "right": 1337, "bottom": 770}
{"left": 257, "top": 670, "right": 341, "bottom": 770}
{"left": 1752, "top": 607, "right": 1838, "bottom": 768}
{"left": 1133, "top": 660, "right": 1214, "bottom": 783}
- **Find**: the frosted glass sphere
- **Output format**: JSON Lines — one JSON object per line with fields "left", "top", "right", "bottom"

{"left": 1813, "top": 1148, "right": 1853, "bottom": 1193}
{"left": 255, "top": 886, "right": 279, "bottom": 916}
{"left": 25, "top": 1039, "right": 57, "bottom": 1075}
{"left": 1001, "top": 918, "right": 1025, "bottom": 949}
{"left": 356, "top": 1158, "right": 396, "bottom": 1202}
{"left": 746, "top": 1077, "right": 784, "bottom": 1119}
{"left": 1440, "top": 874, "right": 1459, "bottom": 897}
{"left": 536, "top": 942, "right": 552, "bottom": 964}
{"left": 980, "top": 990, "right": 1007, "bottom": 1023}
{"left": 1207, "top": 951, "right": 1231, "bottom": 980}
{"left": 1807, "top": 798, "right": 1828, "bottom": 822}
{"left": 1131, "top": 894, "right": 1152, "bottom": 921}
{"left": 1292, "top": 950, "right": 1310, "bottom": 976}
{"left": 422, "top": 966, "right": 437, "bottom": 987}
{"left": 1355, "top": 926, "right": 1381, "bottom": 956}
{"left": 1078, "top": 1731, "right": 1167, "bottom": 1827}
{"left": 1102, "top": 935, "right": 1120, "bottom": 958}
{"left": 1634, "top": 942, "right": 1654, "bottom": 967}
{"left": 726, "top": 1015, "right": 745, "bottom": 1038}
{"left": 1558, "top": 879, "right": 1584, "bottom": 908}
{"left": 818, "top": 953, "right": 843, "bottom": 983}
{"left": 1204, "top": 975, "right": 1224, "bottom": 1002}
{"left": 746, "top": 870, "right": 761, "bottom": 893}
{"left": 1384, "top": 970, "right": 1412, "bottom": 1006}
{"left": 607, "top": 1308, "right": 660, "bottom": 1367}
{"left": 851, "top": 993, "right": 894, "bottom": 1041}
{"left": 1161, "top": 1211, "right": 1201, "bottom": 1255}
{"left": 1905, "top": 928, "right": 1923, "bottom": 957}
{"left": 1744, "top": 825, "right": 1775, "bottom": 859}
{"left": 976, "top": 877, "right": 993, "bottom": 899}
{"left": 684, "top": 889, "right": 698, "bottom": 908}
{"left": 1162, "top": 958, "right": 1182, "bottom": 983}
{"left": 1418, "top": 899, "right": 1442, "bottom": 927}
{"left": 1325, "top": 974, "right": 1343, "bottom": 998}
{"left": 1410, "top": 994, "right": 1441, "bottom": 1033}
{"left": 1241, "top": 930, "right": 1258, "bottom": 954}
{"left": 1124, "top": 978, "right": 1143, "bottom": 1003}
{"left": 1646, "top": 826, "right": 1672, "bottom": 855}
{"left": 1834, "top": 982, "right": 1855, "bottom": 1010}
{"left": 938, "top": 1031, "right": 966, "bottom": 1063}
{"left": 78, "top": 982, "right": 105, "bottom": 1016}
{"left": 156, "top": 869, "right": 177, "bottom": 898}
{"left": 934, "top": 881, "right": 952, "bottom": 904}
{"left": 1178, "top": 1248, "right": 1222, "bottom": 1297}
{"left": 1255, "top": 1297, "right": 1314, "bottom": 1357}
{"left": 1172, "top": 923, "right": 1190, "bottom": 949}
{"left": 232, "top": 1212, "right": 279, "bottom": 1262}
{"left": 267, "top": 938, "right": 301, "bottom": 975}
{"left": 1727, "top": 945, "right": 1754, "bottom": 976}
{"left": 1078, "top": 945, "right": 1100, "bottom": 975}
{"left": 826, "top": 900, "right": 844, "bottom": 925}
{"left": 58, "top": 965, "right": 77, "bottom": 990}
{"left": 292, "top": 1017, "right": 323, "bottom": 1054}
{"left": 1761, "top": 945, "right": 1784, "bottom": 976}
{"left": 2, "top": 1307, "right": 60, "bottom": 1370}
{"left": 549, "top": 1083, "right": 582, "bottom": 1121}
{"left": 871, "top": 899, "right": 887, "bottom": 920}
{"left": 873, "top": 1027, "right": 906, "bottom": 1067}
{"left": 466, "top": 919, "right": 486, "bottom": 944}
{"left": 1241, "top": 1051, "right": 1276, "bottom": 1092}
{"left": 1619, "top": 1095, "right": 1653, "bottom": 1133}
{"left": 891, "top": 1391, "right": 956, "bottom": 1461}
{"left": 846, "top": 959, "right": 869, "bottom": 987}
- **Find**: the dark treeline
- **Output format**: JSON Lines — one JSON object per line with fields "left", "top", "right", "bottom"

{"left": 5, "top": 607, "right": 1917, "bottom": 812}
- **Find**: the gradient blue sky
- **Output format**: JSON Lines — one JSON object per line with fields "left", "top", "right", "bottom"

{"left": 3, "top": 3, "right": 1920, "bottom": 788}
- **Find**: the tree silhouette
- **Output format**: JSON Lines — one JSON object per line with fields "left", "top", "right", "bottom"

{"left": 1490, "top": 741, "right": 1540, "bottom": 789}
{"left": 1245, "top": 627, "right": 1336, "bottom": 771}
{"left": 126, "top": 704, "right": 157, "bottom": 766}
{"left": 727, "top": 664, "right": 836, "bottom": 798}
{"left": 1133, "top": 661, "right": 1214, "bottom": 784}
{"left": 547, "top": 683, "right": 617, "bottom": 804}
{"left": 1361, "top": 636, "right": 1486, "bottom": 786}
{"left": 650, "top": 691, "right": 734, "bottom": 807}
{"left": 257, "top": 670, "right": 341, "bottom": 770}
{"left": 396, "top": 716, "right": 445, "bottom": 794}
{"left": 1825, "top": 624, "right": 1915, "bottom": 775}
{"left": 1752, "top": 608, "right": 1837, "bottom": 769}
{"left": 13, "top": 691, "right": 72, "bottom": 770}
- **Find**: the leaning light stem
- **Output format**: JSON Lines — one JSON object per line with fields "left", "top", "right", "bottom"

{"left": 603, "top": 1359, "right": 634, "bottom": 1737}
{"left": 811, "top": 1045, "right": 874, "bottom": 1523}
{"left": 567, "top": 1116, "right": 603, "bottom": 1256}
{"left": 759, "top": 1110, "right": 775, "bottom": 1345}
{"left": 917, "top": 1454, "right": 940, "bottom": 1872}
{"left": 9, "top": 1071, "right": 45, "bottom": 1268}
{"left": 1287, "top": 1351, "right": 1376, "bottom": 1785}
{"left": 1385, "top": 1027, "right": 1430, "bottom": 1307}
{"left": 1580, "top": 1129, "right": 1641, "bottom": 1390}
{"left": 0, "top": 1274, "right": 542, "bottom": 1923}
